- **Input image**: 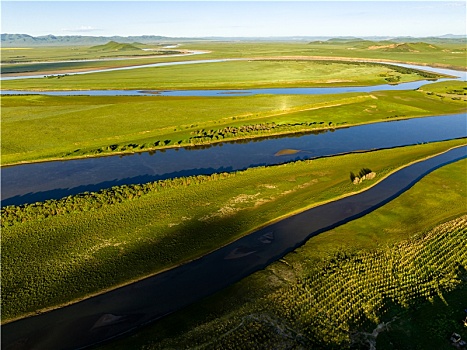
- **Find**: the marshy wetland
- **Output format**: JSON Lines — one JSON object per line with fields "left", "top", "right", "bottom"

{"left": 1, "top": 39, "right": 466, "bottom": 349}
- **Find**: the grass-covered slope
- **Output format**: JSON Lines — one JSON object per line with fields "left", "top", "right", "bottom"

{"left": 104, "top": 158, "right": 467, "bottom": 350}
{"left": 2, "top": 140, "right": 465, "bottom": 322}
{"left": 373, "top": 42, "right": 442, "bottom": 52}
{"left": 314, "top": 40, "right": 443, "bottom": 53}
{"left": 89, "top": 41, "right": 141, "bottom": 52}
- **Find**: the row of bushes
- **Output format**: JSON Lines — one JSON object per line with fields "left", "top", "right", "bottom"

{"left": 187, "top": 121, "right": 343, "bottom": 144}
{"left": 259, "top": 59, "right": 443, "bottom": 79}
{"left": 1, "top": 172, "right": 236, "bottom": 227}
{"left": 66, "top": 121, "right": 347, "bottom": 157}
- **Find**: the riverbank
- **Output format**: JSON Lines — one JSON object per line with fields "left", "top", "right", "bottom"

{"left": 2, "top": 139, "right": 466, "bottom": 323}
{"left": 0, "top": 57, "right": 449, "bottom": 88}
{"left": 2, "top": 85, "right": 466, "bottom": 166}
{"left": 121, "top": 212, "right": 466, "bottom": 350}
{"left": 249, "top": 55, "right": 467, "bottom": 72}
{"left": 2, "top": 142, "right": 466, "bottom": 350}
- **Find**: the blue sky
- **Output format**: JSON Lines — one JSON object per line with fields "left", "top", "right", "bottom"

{"left": 2, "top": 1, "right": 466, "bottom": 38}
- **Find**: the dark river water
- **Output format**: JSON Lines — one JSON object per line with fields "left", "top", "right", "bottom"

{"left": 2, "top": 113, "right": 466, "bottom": 207}
{"left": 2, "top": 145, "right": 466, "bottom": 350}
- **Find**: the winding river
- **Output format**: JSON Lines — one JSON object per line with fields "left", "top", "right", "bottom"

{"left": 2, "top": 146, "right": 466, "bottom": 350}
{"left": 1, "top": 59, "right": 466, "bottom": 349}
{"left": 0, "top": 50, "right": 210, "bottom": 80}
{"left": 2, "top": 62, "right": 466, "bottom": 207}
{"left": 1, "top": 62, "right": 466, "bottom": 96}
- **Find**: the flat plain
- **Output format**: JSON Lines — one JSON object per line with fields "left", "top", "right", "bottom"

{"left": 1, "top": 38, "right": 466, "bottom": 349}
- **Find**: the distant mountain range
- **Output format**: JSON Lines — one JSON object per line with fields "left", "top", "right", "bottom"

{"left": 1, "top": 33, "right": 465, "bottom": 47}
{"left": 1, "top": 34, "right": 179, "bottom": 47}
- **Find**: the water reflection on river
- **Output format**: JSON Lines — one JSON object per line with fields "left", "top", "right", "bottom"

{"left": 2, "top": 114, "right": 466, "bottom": 206}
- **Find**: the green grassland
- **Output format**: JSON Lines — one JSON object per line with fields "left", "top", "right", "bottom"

{"left": 188, "top": 40, "right": 467, "bottom": 69}
{"left": 1, "top": 41, "right": 179, "bottom": 64}
{"left": 2, "top": 40, "right": 466, "bottom": 76}
{"left": 2, "top": 39, "right": 466, "bottom": 348}
{"left": 102, "top": 158, "right": 467, "bottom": 350}
{"left": 419, "top": 80, "right": 467, "bottom": 97}
{"left": 1, "top": 54, "right": 197, "bottom": 76}
{"left": 1, "top": 59, "right": 445, "bottom": 90}
{"left": 2, "top": 81, "right": 466, "bottom": 165}
{"left": 2, "top": 139, "right": 465, "bottom": 322}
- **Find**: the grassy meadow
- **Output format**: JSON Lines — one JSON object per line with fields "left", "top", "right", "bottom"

{"left": 1, "top": 42, "right": 180, "bottom": 63}
{"left": 2, "top": 81, "right": 466, "bottom": 165}
{"left": 185, "top": 40, "right": 467, "bottom": 69}
{"left": 2, "top": 38, "right": 466, "bottom": 348}
{"left": 2, "top": 139, "right": 465, "bottom": 322}
{"left": 101, "top": 158, "right": 467, "bottom": 350}
{"left": 1, "top": 59, "right": 446, "bottom": 91}
{"left": 2, "top": 40, "right": 466, "bottom": 76}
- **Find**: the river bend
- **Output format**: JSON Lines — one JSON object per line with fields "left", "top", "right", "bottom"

{"left": 2, "top": 145, "right": 466, "bottom": 350}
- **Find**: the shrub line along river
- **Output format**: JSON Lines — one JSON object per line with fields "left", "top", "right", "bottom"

{"left": 1, "top": 60, "right": 466, "bottom": 349}
{"left": 2, "top": 113, "right": 466, "bottom": 207}
{"left": 2, "top": 146, "right": 466, "bottom": 350}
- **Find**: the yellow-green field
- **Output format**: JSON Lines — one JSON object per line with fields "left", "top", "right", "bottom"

{"left": 2, "top": 81, "right": 466, "bottom": 165}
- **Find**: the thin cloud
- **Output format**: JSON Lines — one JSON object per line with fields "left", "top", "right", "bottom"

{"left": 62, "top": 26, "right": 102, "bottom": 33}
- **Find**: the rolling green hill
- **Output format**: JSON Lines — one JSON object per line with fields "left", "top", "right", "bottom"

{"left": 310, "top": 39, "right": 444, "bottom": 52}
{"left": 89, "top": 41, "right": 141, "bottom": 51}
{"left": 372, "top": 42, "right": 442, "bottom": 52}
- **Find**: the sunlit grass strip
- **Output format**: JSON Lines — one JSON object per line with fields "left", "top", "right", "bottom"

{"left": 2, "top": 86, "right": 466, "bottom": 165}
{"left": 1, "top": 139, "right": 465, "bottom": 322}
{"left": 269, "top": 216, "right": 467, "bottom": 347}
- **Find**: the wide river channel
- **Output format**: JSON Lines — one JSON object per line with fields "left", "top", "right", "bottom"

{"left": 1, "top": 61, "right": 466, "bottom": 349}
{"left": 2, "top": 113, "right": 467, "bottom": 206}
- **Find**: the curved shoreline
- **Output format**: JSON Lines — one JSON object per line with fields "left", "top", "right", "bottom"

{"left": 2, "top": 59, "right": 466, "bottom": 168}
{"left": 2, "top": 56, "right": 462, "bottom": 84}
{"left": 3, "top": 112, "right": 465, "bottom": 168}
{"left": 0, "top": 50, "right": 211, "bottom": 77}
{"left": 2, "top": 145, "right": 466, "bottom": 350}
{"left": 2, "top": 54, "right": 466, "bottom": 81}
{"left": 249, "top": 55, "right": 467, "bottom": 72}
{"left": 2, "top": 142, "right": 465, "bottom": 326}
{"left": 2, "top": 113, "right": 466, "bottom": 207}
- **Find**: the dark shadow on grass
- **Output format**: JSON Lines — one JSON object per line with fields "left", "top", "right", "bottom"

{"left": 2, "top": 146, "right": 466, "bottom": 350}
{"left": 1, "top": 166, "right": 234, "bottom": 207}
{"left": 2, "top": 211, "right": 259, "bottom": 350}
